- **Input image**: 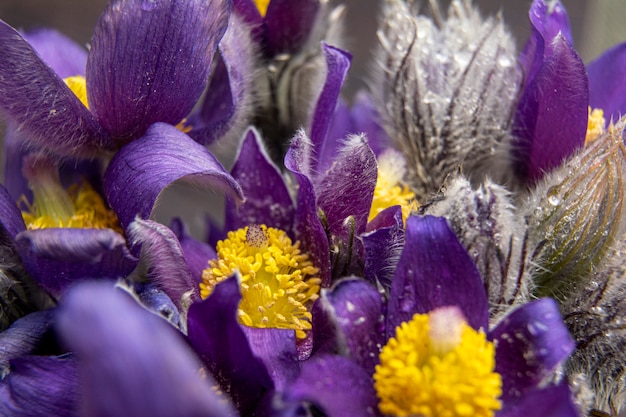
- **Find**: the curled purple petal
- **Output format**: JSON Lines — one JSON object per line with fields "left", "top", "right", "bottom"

{"left": 127, "top": 218, "right": 198, "bottom": 310}
{"left": 87, "top": 0, "right": 230, "bottom": 142}
{"left": 22, "top": 28, "right": 87, "bottom": 78}
{"left": 588, "top": 42, "right": 626, "bottom": 120}
{"left": 387, "top": 215, "right": 489, "bottom": 337}
{"left": 226, "top": 129, "right": 295, "bottom": 234}
{"left": 490, "top": 298, "right": 575, "bottom": 402}
{"left": 265, "top": 0, "right": 320, "bottom": 55}
{"left": 187, "top": 275, "right": 273, "bottom": 415}
{"left": 15, "top": 228, "right": 136, "bottom": 295}
{"left": 0, "top": 356, "right": 78, "bottom": 417}
{"left": 170, "top": 218, "right": 216, "bottom": 286}
{"left": 58, "top": 282, "right": 235, "bottom": 417}
{"left": 285, "top": 354, "right": 380, "bottom": 417}
{"left": 104, "top": 123, "right": 243, "bottom": 229}
{"left": 0, "top": 21, "right": 111, "bottom": 158}
{"left": 0, "top": 310, "right": 56, "bottom": 373}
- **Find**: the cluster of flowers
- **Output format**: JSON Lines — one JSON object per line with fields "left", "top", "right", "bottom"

{"left": 0, "top": 0, "right": 624, "bottom": 416}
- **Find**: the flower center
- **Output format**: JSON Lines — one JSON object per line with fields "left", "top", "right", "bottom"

{"left": 369, "top": 149, "right": 417, "bottom": 223}
{"left": 585, "top": 107, "right": 606, "bottom": 144}
{"left": 253, "top": 0, "right": 270, "bottom": 17}
{"left": 374, "top": 307, "right": 502, "bottom": 417}
{"left": 200, "top": 224, "right": 321, "bottom": 339}
{"left": 20, "top": 164, "right": 122, "bottom": 232}
{"left": 64, "top": 75, "right": 88, "bottom": 108}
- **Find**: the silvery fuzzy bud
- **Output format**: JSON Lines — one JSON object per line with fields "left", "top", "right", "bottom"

{"left": 522, "top": 121, "right": 626, "bottom": 299}
{"left": 373, "top": 0, "right": 521, "bottom": 199}
{"left": 421, "top": 175, "right": 530, "bottom": 323}
{"left": 562, "top": 236, "right": 626, "bottom": 417}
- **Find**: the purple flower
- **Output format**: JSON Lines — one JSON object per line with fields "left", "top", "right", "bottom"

{"left": 278, "top": 216, "right": 578, "bottom": 417}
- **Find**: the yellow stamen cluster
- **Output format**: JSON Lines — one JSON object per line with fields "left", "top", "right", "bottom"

{"left": 200, "top": 225, "right": 321, "bottom": 339}
{"left": 253, "top": 0, "right": 270, "bottom": 17}
{"left": 64, "top": 75, "right": 89, "bottom": 108}
{"left": 374, "top": 309, "right": 502, "bottom": 417}
{"left": 21, "top": 181, "right": 122, "bottom": 233}
{"left": 369, "top": 149, "right": 418, "bottom": 223}
{"left": 585, "top": 107, "right": 606, "bottom": 144}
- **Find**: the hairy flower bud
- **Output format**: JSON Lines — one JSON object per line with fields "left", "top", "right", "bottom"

{"left": 422, "top": 175, "right": 530, "bottom": 322}
{"left": 373, "top": 0, "right": 521, "bottom": 199}
{"left": 523, "top": 121, "right": 626, "bottom": 299}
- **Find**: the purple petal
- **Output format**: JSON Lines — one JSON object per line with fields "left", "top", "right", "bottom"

{"left": 127, "top": 218, "right": 199, "bottom": 310}
{"left": 324, "top": 279, "right": 385, "bottom": 376}
{"left": 498, "top": 381, "right": 578, "bottom": 417}
{"left": 0, "top": 355, "right": 79, "bottom": 417}
{"left": 588, "top": 42, "right": 626, "bottom": 120}
{"left": 490, "top": 298, "right": 575, "bottom": 402}
{"left": 58, "top": 282, "right": 235, "bottom": 417}
{"left": 0, "top": 21, "right": 111, "bottom": 158}
{"left": 22, "top": 28, "right": 87, "bottom": 78}
{"left": 265, "top": 0, "right": 320, "bottom": 55}
{"left": 284, "top": 131, "right": 331, "bottom": 286}
{"left": 0, "top": 184, "right": 26, "bottom": 239}
{"left": 15, "top": 228, "right": 136, "bottom": 295}
{"left": 170, "top": 218, "right": 216, "bottom": 285}
{"left": 321, "top": 100, "right": 352, "bottom": 173}
{"left": 226, "top": 129, "right": 295, "bottom": 233}
{"left": 86, "top": 0, "right": 230, "bottom": 142}
{"left": 351, "top": 91, "right": 390, "bottom": 156}
{"left": 232, "top": 0, "right": 262, "bottom": 27}
{"left": 310, "top": 293, "right": 349, "bottom": 358}
{"left": 285, "top": 354, "right": 380, "bottom": 417}
{"left": 309, "top": 44, "right": 352, "bottom": 161}
{"left": 3, "top": 125, "right": 31, "bottom": 203}
{"left": 189, "top": 13, "right": 256, "bottom": 146}
{"left": 362, "top": 206, "right": 404, "bottom": 290}
{"left": 242, "top": 327, "right": 299, "bottom": 392}
{"left": 0, "top": 310, "right": 55, "bottom": 372}
{"left": 104, "top": 123, "right": 244, "bottom": 229}
{"left": 387, "top": 215, "right": 489, "bottom": 337}
{"left": 513, "top": 34, "right": 588, "bottom": 183}
{"left": 187, "top": 275, "right": 273, "bottom": 415}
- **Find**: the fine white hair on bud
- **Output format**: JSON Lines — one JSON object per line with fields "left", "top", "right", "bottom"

{"left": 373, "top": 0, "right": 521, "bottom": 200}
{"left": 562, "top": 236, "right": 626, "bottom": 417}
{"left": 522, "top": 120, "right": 626, "bottom": 300}
{"left": 422, "top": 175, "right": 530, "bottom": 323}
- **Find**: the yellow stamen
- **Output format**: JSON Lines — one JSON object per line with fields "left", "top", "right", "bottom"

{"left": 253, "top": 0, "right": 270, "bottom": 17}
{"left": 175, "top": 118, "right": 193, "bottom": 133}
{"left": 63, "top": 75, "right": 89, "bottom": 109}
{"left": 369, "top": 149, "right": 418, "bottom": 223}
{"left": 374, "top": 307, "right": 502, "bottom": 417}
{"left": 21, "top": 180, "right": 122, "bottom": 233}
{"left": 585, "top": 107, "right": 606, "bottom": 144}
{"left": 200, "top": 225, "right": 321, "bottom": 339}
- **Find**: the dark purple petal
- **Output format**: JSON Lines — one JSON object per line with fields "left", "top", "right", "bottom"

{"left": 187, "top": 275, "right": 273, "bottom": 415}
{"left": 189, "top": 13, "right": 256, "bottom": 146}
{"left": 363, "top": 206, "right": 404, "bottom": 290}
{"left": 0, "top": 310, "right": 55, "bottom": 372}
{"left": 588, "top": 42, "right": 626, "bottom": 120}
{"left": 3, "top": 125, "right": 31, "bottom": 203}
{"left": 387, "top": 215, "right": 489, "bottom": 337}
{"left": 127, "top": 218, "right": 199, "bottom": 310}
{"left": 170, "top": 218, "right": 216, "bottom": 285}
{"left": 265, "top": 0, "right": 320, "bottom": 55}
{"left": 15, "top": 228, "right": 136, "bottom": 295}
{"left": 490, "top": 298, "right": 575, "bottom": 402}
{"left": 226, "top": 129, "right": 295, "bottom": 234}
{"left": 87, "top": 0, "right": 230, "bottom": 142}
{"left": 132, "top": 281, "right": 182, "bottom": 329}
{"left": 309, "top": 44, "right": 352, "bottom": 162}
{"left": 0, "top": 184, "right": 26, "bottom": 239}
{"left": 498, "top": 381, "right": 578, "bottom": 417}
{"left": 285, "top": 354, "right": 380, "bottom": 417}
{"left": 324, "top": 279, "right": 385, "bottom": 376}
{"left": 284, "top": 131, "right": 331, "bottom": 286}
{"left": 513, "top": 34, "right": 588, "bottom": 183}
{"left": 310, "top": 291, "right": 349, "bottom": 358}
{"left": 233, "top": 0, "right": 262, "bottom": 27}
{"left": 59, "top": 282, "right": 235, "bottom": 417}
{"left": 0, "top": 21, "right": 111, "bottom": 158}
{"left": 0, "top": 355, "right": 79, "bottom": 417}
{"left": 242, "top": 326, "right": 299, "bottom": 392}
{"left": 104, "top": 123, "right": 244, "bottom": 229}
{"left": 22, "top": 28, "right": 87, "bottom": 78}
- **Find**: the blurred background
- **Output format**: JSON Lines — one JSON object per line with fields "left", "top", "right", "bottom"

{"left": 1, "top": 0, "right": 624, "bottom": 96}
